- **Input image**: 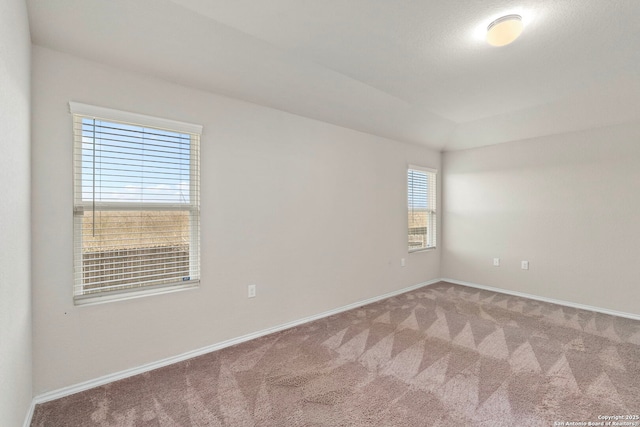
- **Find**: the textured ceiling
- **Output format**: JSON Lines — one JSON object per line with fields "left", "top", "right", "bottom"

{"left": 27, "top": 0, "right": 640, "bottom": 151}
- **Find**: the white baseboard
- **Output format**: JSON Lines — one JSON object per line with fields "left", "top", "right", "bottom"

{"left": 26, "top": 276, "right": 638, "bottom": 427}
{"left": 442, "top": 278, "right": 640, "bottom": 321}
{"left": 22, "top": 399, "right": 35, "bottom": 427}
{"left": 30, "top": 278, "right": 441, "bottom": 409}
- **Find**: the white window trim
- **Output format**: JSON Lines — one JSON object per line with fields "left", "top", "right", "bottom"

{"left": 408, "top": 165, "right": 437, "bottom": 253}
{"left": 69, "top": 102, "right": 202, "bottom": 135}
{"left": 70, "top": 102, "right": 202, "bottom": 305}
{"left": 75, "top": 281, "right": 199, "bottom": 306}
{"left": 408, "top": 164, "right": 437, "bottom": 174}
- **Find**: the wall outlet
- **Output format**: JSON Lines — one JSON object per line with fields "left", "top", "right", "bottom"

{"left": 248, "top": 284, "right": 256, "bottom": 298}
{"left": 401, "top": 258, "right": 406, "bottom": 267}
{"left": 521, "top": 261, "right": 529, "bottom": 270}
{"left": 493, "top": 258, "right": 500, "bottom": 266}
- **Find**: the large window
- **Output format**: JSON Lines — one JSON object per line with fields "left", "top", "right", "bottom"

{"left": 408, "top": 166, "right": 437, "bottom": 251}
{"left": 71, "top": 102, "right": 201, "bottom": 303}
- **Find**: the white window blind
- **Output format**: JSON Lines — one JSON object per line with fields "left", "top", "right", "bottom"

{"left": 71, "top": 102, "right": 201, "bottom": 302}
{"left": 408, "top": 166, "right": 437, "bottom": 251}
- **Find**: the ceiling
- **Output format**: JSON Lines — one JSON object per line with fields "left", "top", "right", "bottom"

{"left": 27, "top": 0, "right": 640, "bottom": 151}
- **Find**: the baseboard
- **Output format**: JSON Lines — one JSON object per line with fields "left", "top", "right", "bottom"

{"left": 31, "top": 278, "right": 441, "bottom": 408}
{"left": 23, "top": 276, "right": 640, "bottom": 426}
{"left": 442, "top": 278, "right": 640, "bottom": 321}
{"left": 22, "top": 399, "right": 36, "bottom": 427}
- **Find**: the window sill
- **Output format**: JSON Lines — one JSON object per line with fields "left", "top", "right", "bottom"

{"left": 409, "top": 246, "right": 437, "bottom": 254}
{"left": 74, "top": 280, "right": 200, "bottom": 306}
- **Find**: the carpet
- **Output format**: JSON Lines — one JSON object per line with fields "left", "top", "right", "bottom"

{"left": 31, "top": 282, "right": 640, "bottom": 426}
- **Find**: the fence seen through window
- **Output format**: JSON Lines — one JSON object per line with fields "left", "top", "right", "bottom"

{"left": 408, "top": 167, "right": 437, "bottom": 251}
{"left": 72, "top": 104, "right": 201, "bottom": 301}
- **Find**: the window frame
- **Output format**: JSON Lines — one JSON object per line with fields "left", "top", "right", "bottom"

{"left": 70, "top": 102, "right": 202, "bottom": 305}
{"left": 407, "top": 164, "right": 437, "bottom": 253}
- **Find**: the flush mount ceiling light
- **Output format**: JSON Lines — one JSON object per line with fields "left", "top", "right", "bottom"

{"left": 486, "top": 14, "right": 523, "bottom": 46}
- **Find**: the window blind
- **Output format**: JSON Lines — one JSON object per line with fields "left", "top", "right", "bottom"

{"left": 71, "top": 103, "right": 201, "bottom": 301}
{"left": 408, "top": 166, "right": 437, "bottom": 251}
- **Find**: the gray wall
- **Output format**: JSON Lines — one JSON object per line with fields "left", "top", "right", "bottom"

{"left": 0, "top": 0, "right": 32, "bottom": 425}
{"left": 442, "top": 123, "right": 640, "bottom": 315}
{"left": 31, "top": 46, "right": 441, "bottom": 394}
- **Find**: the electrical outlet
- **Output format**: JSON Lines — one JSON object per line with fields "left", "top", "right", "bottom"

{"left": 401, "top": 258, "right": 406, "bottom": 267}
{"left": 521, "top": 261, "right": 529, "bottom": 270}
{"left": 493, "top": 258, "right": 500, "bottom": 266}
{"left": 248, "top": 284, "right": 256, "bottom": 298}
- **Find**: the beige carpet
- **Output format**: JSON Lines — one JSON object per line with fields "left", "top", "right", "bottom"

{"left": 32, "top": 282, "right": 640, "bottom": 426}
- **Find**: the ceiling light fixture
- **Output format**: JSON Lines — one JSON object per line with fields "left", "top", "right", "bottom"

{"left": 486, "top": 14, "right": 523, "bottom": 47}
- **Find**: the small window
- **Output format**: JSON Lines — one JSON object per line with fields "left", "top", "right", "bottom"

{"left": 70, "top": 102, "right": 202, "bottom": 303}
{"left": 408, "top": 166, "right": 437, "bottom": 251}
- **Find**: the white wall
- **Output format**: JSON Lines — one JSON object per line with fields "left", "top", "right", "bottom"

{"left": 31, "top": 46, "right": 441, "bottom": 394}
{"left": 442, "top": 123, "right": 640, "bottom": 316}
{"left": 0, "top": 0, "right": 32, "bottom": 425}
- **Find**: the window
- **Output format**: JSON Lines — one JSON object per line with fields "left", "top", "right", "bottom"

{"left": 71, "top": 102, "right": 201, "bottom": 303}
{"left": 408, "top": 165, "right": 437, "bottom": 251}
